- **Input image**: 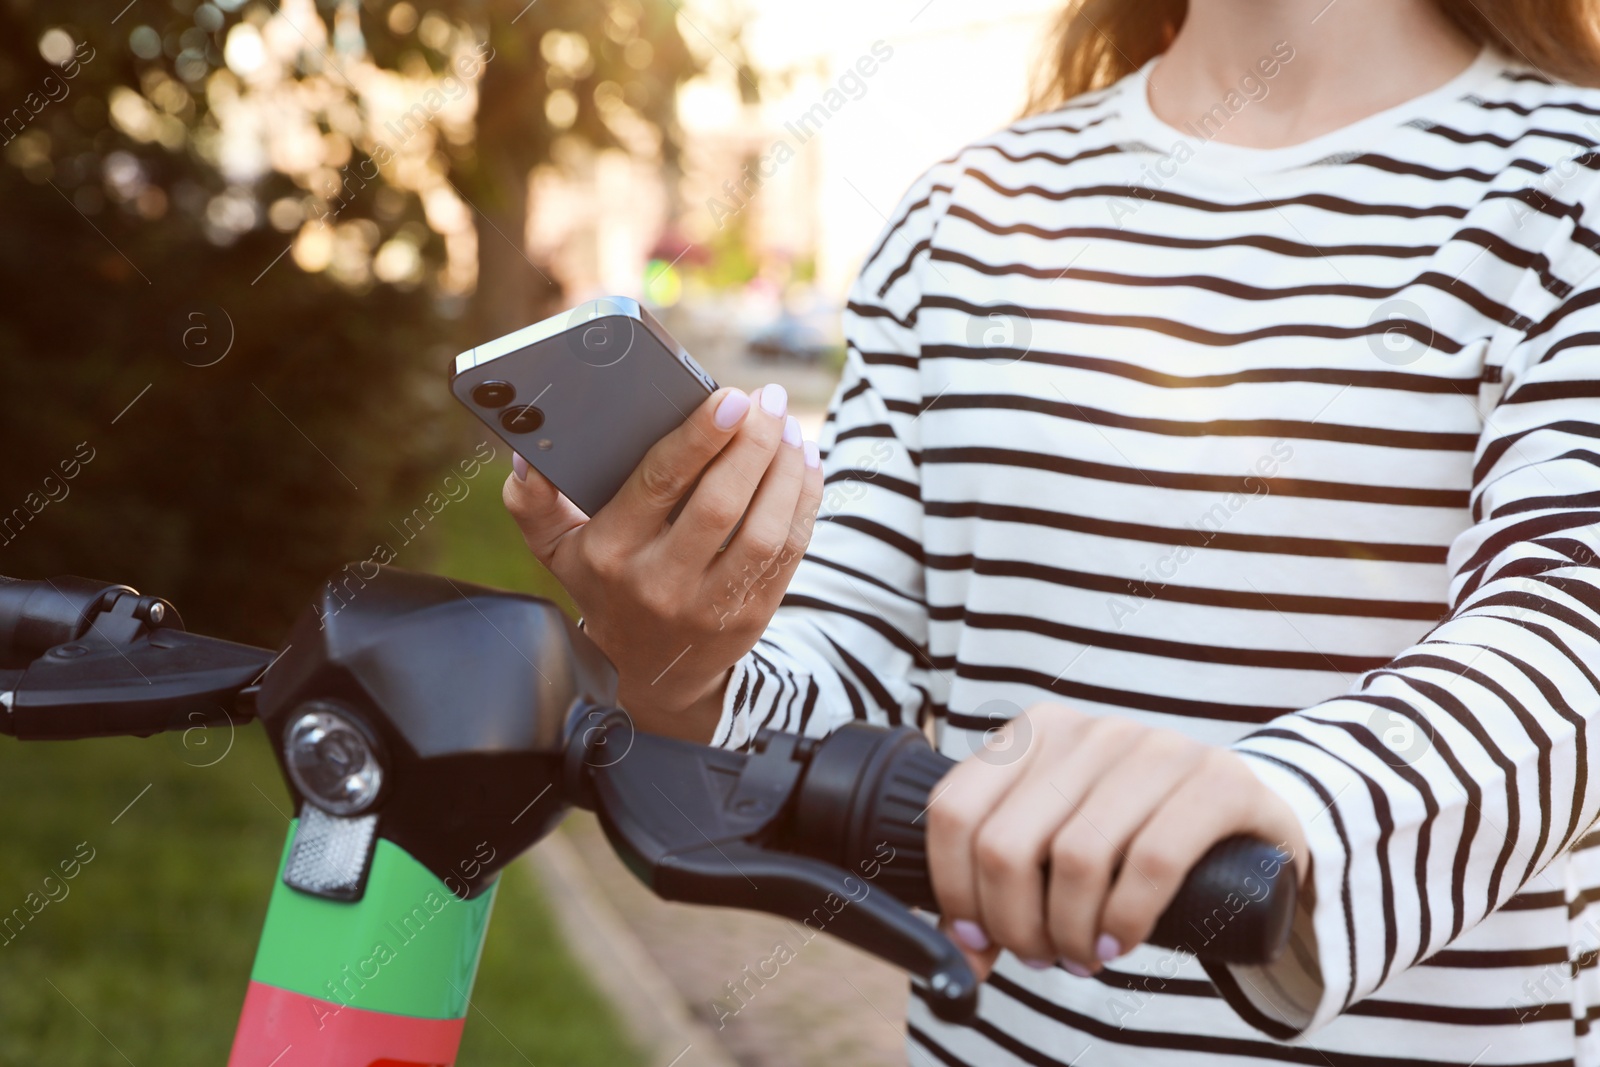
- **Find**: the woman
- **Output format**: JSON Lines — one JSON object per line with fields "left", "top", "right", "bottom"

{"left": 506, "top": 0, "right": 1600, "bottom": 1061}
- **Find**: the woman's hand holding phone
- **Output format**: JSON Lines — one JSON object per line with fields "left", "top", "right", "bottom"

{"left": 503, "top": 383, "right": 822, "bottom": 742}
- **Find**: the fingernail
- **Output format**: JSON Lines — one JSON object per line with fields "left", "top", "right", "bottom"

{"left": 1022, "top": 958, "right": 1053, "bottom": 971}
{"left": 1096, "top": 933, "right": 1122, "bottom": 963}
{"left": 1060, "top": 959, "right": 1093, "bottom": 978}
{"left": 782, "top": 414, "right": 802, "bottom": 447}
{"left": 951, "top": 920, "right": 989, "bottom": 952}
{"left": 759, "top": 382, "right": 788, "bottom": 418}
{"left": 714, "top": 390, "right": 751, "bottom": 430}
{"left": 513, "top": 453, "right": 529, "bottom": 482}
{"left": 803, "top": 440, "right": 820, "bottom": 469}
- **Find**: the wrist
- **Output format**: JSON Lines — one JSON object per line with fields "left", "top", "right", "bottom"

{"left": 1233, "top": 750, "right": 1315, "bottom": 890}
{"left": 619, "top": 665, "right": 732, "bottom": 744}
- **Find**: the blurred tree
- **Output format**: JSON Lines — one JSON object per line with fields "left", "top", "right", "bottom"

{"left": 0, "top": 0, "right": 705, "bottom": 645}
{"left": 463, "top": 0, "right": 699, "bottom": 337}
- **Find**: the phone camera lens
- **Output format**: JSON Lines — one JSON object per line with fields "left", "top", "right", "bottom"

{"left": 472, "top": 380, "right": 515, "bottom": 408}
{"left": 501, "top": 405, "right": 545, "bottom": 434}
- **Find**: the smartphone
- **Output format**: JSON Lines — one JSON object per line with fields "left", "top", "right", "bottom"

{"left": 451, "top": 297, "right": 718, "bottom": 516}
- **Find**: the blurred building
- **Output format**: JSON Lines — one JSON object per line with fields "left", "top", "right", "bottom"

{"left": 714, "top": 0, "right": 1063, "bottom": 297}
{"left": 539, "top": 0, "right": 1065, "bottom": 311}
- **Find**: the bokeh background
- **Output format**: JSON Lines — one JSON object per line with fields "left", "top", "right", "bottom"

{"left": 0, "top": 0, "right": 1059, "bottom": 1061}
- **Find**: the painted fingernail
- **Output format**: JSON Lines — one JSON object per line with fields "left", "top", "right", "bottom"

{"left": 951, "top": 920, "right": 990, "bottom": 952}
{"left": 759, "top": 382, "right": 788, "bottom": 418}
{"left": 803, "top": 440, "right": 820, "bottom": 469}
{"left": 512, "top": 453, "right": 529, "bottom": 482}
{"left": 1060, "top": 959, "right": 1093, "bottom": 978}
{"left": 1022, "top": 958, "right": 1053, "bottom": 971}
{"left": 714, "top": 390, "right": 751, "bottom": 430}
{"left": 782, "top": 414, "right": 802, "bottom": 447}
{"left": 1096, "top": 933, "right": 1122, "bottom": 963}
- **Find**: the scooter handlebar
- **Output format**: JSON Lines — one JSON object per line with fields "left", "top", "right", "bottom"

{"left": 783, "top": 723, "right": 1299, "bottom": 965}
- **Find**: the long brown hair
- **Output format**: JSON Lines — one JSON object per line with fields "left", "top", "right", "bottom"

{"left": 1025, "top": 0, "right": 1600, "bottom": 112}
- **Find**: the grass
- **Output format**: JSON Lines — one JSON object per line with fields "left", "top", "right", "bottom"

{"left": 0, "top": 456, "right": 640, "bottom": 1064}
{"left": 421, "top": 448, "right": 575, "bottom": 609}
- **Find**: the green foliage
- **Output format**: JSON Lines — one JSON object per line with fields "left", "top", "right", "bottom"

{"left": 0, "top": 1, "right": 704, "bottom": 1060}
{"left": 0, "top": 0, "right": 701, "bottom": 645}
{"left": 694, "top": 210, "right": 763, "bottom": 290}
{"left": 0, "top": 183, "right": 465, "bottom": 646}
{"left": 425, "top": 447, "right": 575, "bottom": 610}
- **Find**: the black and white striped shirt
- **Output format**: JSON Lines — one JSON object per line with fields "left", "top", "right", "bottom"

{"left": 714, "top": 48, "right": 1600, "bottom": 1065}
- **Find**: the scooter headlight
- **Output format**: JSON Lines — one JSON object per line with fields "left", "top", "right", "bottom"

{"left": 284, "top": 703, "right": 383, "bottom": 815}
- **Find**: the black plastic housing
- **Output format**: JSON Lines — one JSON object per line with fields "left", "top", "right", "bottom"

{"left": 574, "top": 715, "right": 983, "bottom": 1022}
{"left": 0, "top": 565, "right": 1296, "bottom": 1028}
{"left": 255, "top": 567, "right": 616, "bottom": 898}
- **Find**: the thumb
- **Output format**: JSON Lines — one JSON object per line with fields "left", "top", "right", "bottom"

{"left": 503, "top": 453, "right": 587, "bottom": 565}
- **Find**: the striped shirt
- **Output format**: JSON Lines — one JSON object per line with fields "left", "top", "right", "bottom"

{"left": 712, "top": 48, "right": 1600, "bottom": 1065}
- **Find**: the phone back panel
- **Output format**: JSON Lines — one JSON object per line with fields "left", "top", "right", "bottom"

{"left": 451, "top": 300, "right": 716, "bottom": 516}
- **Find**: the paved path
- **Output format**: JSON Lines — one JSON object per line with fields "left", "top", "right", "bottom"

{"left": 561, "top": 812, "right": 912, "bottom": 1067}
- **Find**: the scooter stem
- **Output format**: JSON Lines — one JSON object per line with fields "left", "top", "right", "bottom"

{"left": 228, "top": 827, "right": 496, "bottom": 1067}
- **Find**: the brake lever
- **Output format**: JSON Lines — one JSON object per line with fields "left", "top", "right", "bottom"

{"left": 0, "top": 576, "right": 270, "bottom": 739}
{"left": 569, "top": 712, "right": 980, "bottom": 1022}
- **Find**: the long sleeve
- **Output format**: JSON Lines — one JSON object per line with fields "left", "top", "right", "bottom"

{"left": 685, "top": 56, "right": 1600, "bottom": 1066}
{"left": 1216, "top": 263, "right": 1600, "bottom": 1036}
{"left": 710, "top": 161, "right": 959, "bottom": 750}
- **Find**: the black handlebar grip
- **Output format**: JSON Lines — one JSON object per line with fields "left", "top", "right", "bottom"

{"left": 789, "top": 724, "right": 1297, "bottom": 966}
{"left": 787, "top": 723, "right": 948, "bottom": 912}
{"left": 0, "top": 576, "right": 123, "bottom": 661}
{"left": 1145, "top": 835, "right": 1297, "bottom": 963}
